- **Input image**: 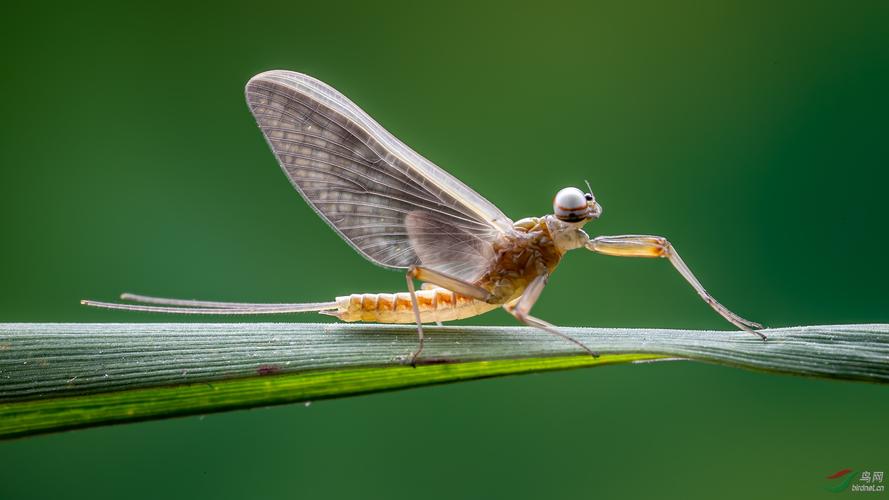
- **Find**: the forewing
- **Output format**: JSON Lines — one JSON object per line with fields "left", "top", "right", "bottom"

{"left": 245, "top": 70, "right": 513, "bottom": 282}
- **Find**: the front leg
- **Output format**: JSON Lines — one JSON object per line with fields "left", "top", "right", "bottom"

{"left": 586, "top": 235, "right": 766, "bottom": 339}
{"left": 504, "top": 273, "right": 599, "bottom": 356}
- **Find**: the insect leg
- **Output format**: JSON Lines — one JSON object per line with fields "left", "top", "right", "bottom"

{"left": 409, "top": 266, "right": 492, "bottom": 302}
{"left": 404, "top": 266, "right": 494, "bottom": 365}
{"left": 404, "top": 271, "right": 425, "bottom": 366}
{"left": 586, "top": 234, "right": 766, "bottom": 339}
{"left": 504, "top": 273, "right": 599, "bottom": 357}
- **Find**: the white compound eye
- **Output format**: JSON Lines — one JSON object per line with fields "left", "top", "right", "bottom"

{"left": 553, "top": 187, "right": 589, "bottom": 222}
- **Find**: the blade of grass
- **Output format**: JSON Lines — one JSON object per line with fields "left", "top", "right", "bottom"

{"left": 0, "top": 322, "right": 887, "bottom": 439}
{"left": 0, "top": 354, "right": 660, "bottom": 439}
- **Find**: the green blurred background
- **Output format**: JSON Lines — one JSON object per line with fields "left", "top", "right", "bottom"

{"left": 1, "top": 1, "right": 887, "bottom": 498}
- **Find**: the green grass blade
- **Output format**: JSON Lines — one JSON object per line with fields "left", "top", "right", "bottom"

{"left": 1, "top": 322, "right": 887, "bottom": 439}
{"left": 0, "top": 354, "right": 659, "bottom": 439}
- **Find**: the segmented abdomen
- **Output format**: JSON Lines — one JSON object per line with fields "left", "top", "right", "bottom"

{"left": 329, "top": 287, "right": 497, "bottom": 323}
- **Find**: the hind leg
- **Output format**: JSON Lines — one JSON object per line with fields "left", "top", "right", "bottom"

{"left": 404, "top": 266, "right": 494, "bottom": 365}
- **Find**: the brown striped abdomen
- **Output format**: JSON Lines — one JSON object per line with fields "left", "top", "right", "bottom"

{"left": 327, "top": 287, "right": 498, "bottom": 323}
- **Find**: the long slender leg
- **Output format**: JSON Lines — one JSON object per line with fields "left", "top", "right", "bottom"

{"left": 504, "top": 273, "right": 599, "bottom": 357}
{"left": 409, "top": 266, "right": 492, "bottom": 302}
{"left": 404, "top": 265, "right": 495, "bottom": 365}
{"left": 404, "top": 271, "right": 425, "bottom": 365}
{"left": 586, "top": 234, "right": 766, "bottom": 339}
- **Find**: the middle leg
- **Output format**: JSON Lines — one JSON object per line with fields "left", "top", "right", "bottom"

{"left": 504, "top": 273, "right": 599, "bottom": 357}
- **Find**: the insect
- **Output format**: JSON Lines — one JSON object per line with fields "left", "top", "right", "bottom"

{"left": 83, "top": 70, "right": 765, "bottom": 363}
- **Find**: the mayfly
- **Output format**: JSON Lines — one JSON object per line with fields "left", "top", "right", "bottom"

{"left": 83, "top": 70, "right": 765, "bottom": 363}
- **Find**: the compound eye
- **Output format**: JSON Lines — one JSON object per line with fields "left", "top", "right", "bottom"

{"left": 585, "top": 193, "right": 593, "bottom": 201}
{"left": 553, "top": 187, "right": 588, "bottom": 222}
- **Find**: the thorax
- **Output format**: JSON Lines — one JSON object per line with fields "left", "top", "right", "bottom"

{"left": 475, "top": 216, "right": 572, "bottom": 303}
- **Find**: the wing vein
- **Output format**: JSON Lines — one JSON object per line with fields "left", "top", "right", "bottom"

{"left": 246, "top": 70, "right": 513, "bottom": 280}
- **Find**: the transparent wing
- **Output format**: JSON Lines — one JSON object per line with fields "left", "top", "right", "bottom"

{"left": 245, "top": 70, "right": 513, "bottom": 282}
